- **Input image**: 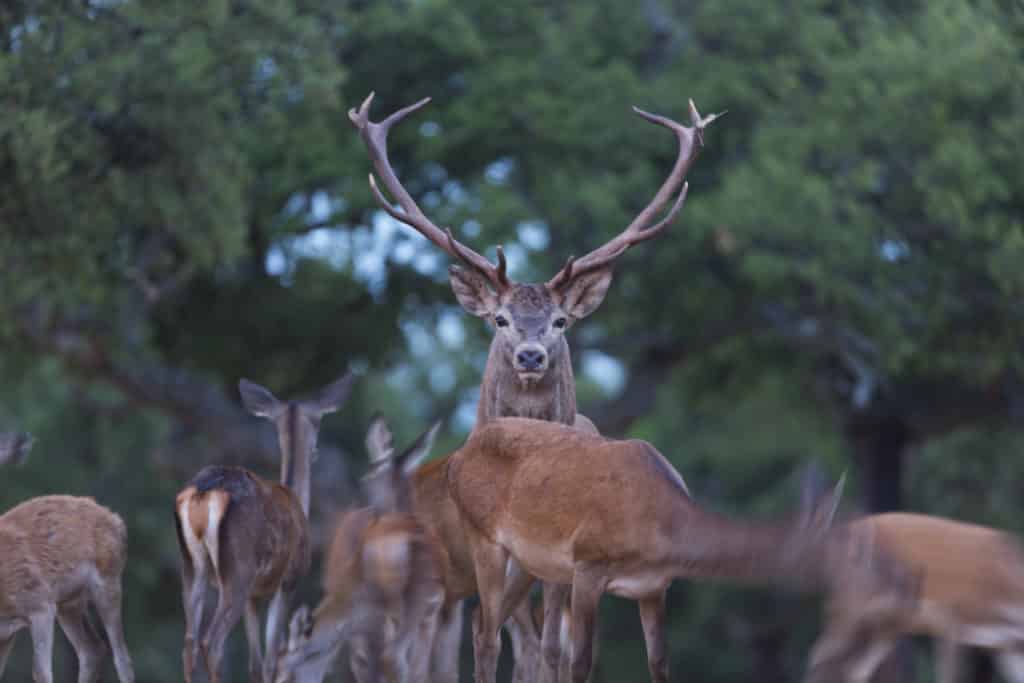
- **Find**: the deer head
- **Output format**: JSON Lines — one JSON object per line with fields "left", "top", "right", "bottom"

{"left": 239, "top": 371, "right": 354, "bottom": 515}
{"left": 362, "top": 414, "right": 441, "bottom": 514}
{"left": 349, "top": 94, "right": 721, "bottom": 398}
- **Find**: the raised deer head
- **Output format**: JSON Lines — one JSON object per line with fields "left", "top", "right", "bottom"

{"left": 350, "top": 93, "right": 721, "bottom": 426}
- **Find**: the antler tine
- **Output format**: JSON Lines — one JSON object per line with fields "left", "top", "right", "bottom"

{"left": 349, "top": 93, "right": 511, "bottom": 292}
{"left": 546, "top": 98, "right": 722, "bottom": 289}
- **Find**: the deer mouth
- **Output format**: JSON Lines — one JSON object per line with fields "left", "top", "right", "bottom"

{"left": 515, "top": 370, "right": 546, "bottom": 386}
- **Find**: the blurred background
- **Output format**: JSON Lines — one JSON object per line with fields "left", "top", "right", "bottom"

{"left": 1, "top": 0, "right": 1022, "bottom": 680}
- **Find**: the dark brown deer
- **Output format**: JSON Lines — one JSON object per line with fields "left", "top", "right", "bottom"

{"left": 350, "top": 92, "right": 720, "bottom": 680}
{"left": 174, "top": 372, "right": 353, "bottom": 683}
{"left": 273, "top": 416, "right": 446, "bottom": 683}
{"left": 447, "top": 417, "right": 845, "bottom": 683}
{"left": 0, "top": 432, "right": 33, "bottom": 466}
{"left": 0, "top": 495, "right": 135, "bottom": 683}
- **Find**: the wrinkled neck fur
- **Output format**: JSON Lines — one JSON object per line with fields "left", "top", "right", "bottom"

{"left": 279, "top": 403, "right": 312, "bottom": 517}
{"left": 477, "top": 335, "right": 576, "bottom": 426}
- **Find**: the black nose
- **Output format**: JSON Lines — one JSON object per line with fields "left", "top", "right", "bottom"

{"left": 516, "top": 349, "right": 546, "bottom": 370}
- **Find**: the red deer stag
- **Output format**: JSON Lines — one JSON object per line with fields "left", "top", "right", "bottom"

{"left": 0, "top": 495, "right": 135, "bottom": 683}
{"left": 447, "top": 417, "right": 845, "bottom": 683}
{"left": 273, "top": 416, "right": 445, "bottom": 683}
{"left": 0, "top": 431, "right": 33, "bottom": 466}
{"left": 806, "top": 512, "right": 1024, "bottom": 683}
{"left": 174, "top": 371, "right": 353, "bottom": 683}
{"left": 350, "top": 92, "right": 719, "bottom": 681}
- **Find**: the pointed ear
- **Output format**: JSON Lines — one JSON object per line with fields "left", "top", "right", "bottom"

{"left": 449, "top": 265, "right": 498, "bottom": 317}
{"left": 396, "top": 420, "right": 441, "bottom": 474}
{"left": 365, "top": 413, "right": 395, "bottom": 465}
{"left": 310, "top": 370, "right": 355, "bottom": 416}
{"left": 552, "top": 268, "right": 613, "bottom": 320}
{"left": 805, "top": 472, "right": 845, "bottom": 532}
{"left": 239, "top": 379, "right": 284, "bottom": 419}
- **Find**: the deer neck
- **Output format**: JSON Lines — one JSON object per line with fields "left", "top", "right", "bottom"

{"left": 279, "top": 404, "right": 312, "bottom": 517}
{"left": 667, "top": 503, "right": 824, "bottom": 586}
{"left": 476, "top": 336, "right": 576, "bottom": 426}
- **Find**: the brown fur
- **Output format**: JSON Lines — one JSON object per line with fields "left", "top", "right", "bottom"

{"left": 274, "top": 507, "right": 446, "bottom": 683}
{"left": 807, "top": 513, "right": 1024, "bottom": 683}
{"left": 0, "top": 495, "right": 135, "bottom": 683}
{"left": 447, "top": 418, "right": 842, "bottom": 683}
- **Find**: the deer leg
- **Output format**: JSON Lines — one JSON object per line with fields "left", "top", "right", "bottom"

{"left": 202, "top": 577, "right": 250, "bottom": 683}
{"left": 263, "top": 588, "right": 294, "bottom": 683}
{"left": 468, "top": 534, "right": 509, "bottom": 683}
{"left": 936, "top": 639, "right": 963, "bottom": 683}
{"left": 91, "top": 577, "right": 135, "bottom": 683}
{"left": 0, "top": 633, "right": 18, "bottom": 678}
{"left": 57, "top": 599, "right": 105, "bottom": 683}
{"left": 180, "top": 557, "right": 207, "bottom": 683}
{"left": 502, "top": 562, "right": 540, "bottom": 683}
{"left": 638, "top": 592, "right": 668, "bottom": 683}
{"left": 539, "top": 583, "right": 570, "bottom": 683}
{"left": 997, "top": 649, "right": 1024, "bottom": 683}
{"left": 28, "top": 608, "right": 56, "bottom": 683}
{"left": 403, "top": 582, "right": 445, "bottom": 682}
{"left": 242, "top": 598, "right": 263, "bottom": 682}
{"left": 567, "top": 567, "right": 607, "bottom": 683}
{"left": 431, "top": 602, "right": 464, "bottom": 683}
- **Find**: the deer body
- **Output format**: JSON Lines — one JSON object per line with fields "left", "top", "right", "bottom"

{"left": 808, "top": 512, "right": 1024, "bottom": 683}
{"left": 350, "top": 92, "right": 718, "bottom": 681}
{"left": 174, "top": 373, "right": 352, "bottom": 683}
{"left": 448, "top": 417, "right": 842, "bottom": 683}
{"left": 0, "top": 495, "right": 134, "bottom": 683}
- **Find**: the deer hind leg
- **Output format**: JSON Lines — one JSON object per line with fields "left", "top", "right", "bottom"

{"left": 539, "top": 583, "right": 569, "bottom": 683}
{"left": 57, "top": 598, "right": 106, "bottom": 683}
{"left": 567, "top": 566, "right": 607, "bottom": 683}
{"left": 0, "top": 632, "right": 18, "bottom": 678}
{"left": 638, "top": 592, "right": 668, "bottom": 683}
{"left": 997, "top": 649, "right": 1024, "bottom": 683}
{"left": 202, "top": 575, "right": 252, "bottom": 683}
{"left": 468, "top": 534, "right": 509, "bottom": 683}
{"left": 263, "top": 588, "right": 294, "bottom": 683}
{"left": 430, "top": 601, "right": 463, "bottom": 683}
{"left": 243, "top": 598, "right": 263, "bottom": 682}
{"left": 176, "top": 506, "right": 207, "bottom": 683}
{"left": 402, "top": 581, "right": 445, "bottom": 682}
{"left": 502, "top": 561, "right": 540, "bottom": 683}
{"left": 90, "top": 577, "right": 135, "bottom": 683}
{"left": 28, "top": 607, "right": 56, "bottom": 683}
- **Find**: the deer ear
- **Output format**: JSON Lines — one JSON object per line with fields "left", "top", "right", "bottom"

{"left": 554, "top": 268, "right": 613, "bottom": 320}
{"left": 804, "top": 472, "right": 845, "bottom": 532}
{"left": 365, "top": 413, "right": 395, "bottom": 465}
{"left": 449, "top": 265, "right": 498, "bottom": 317}
{"left": 397, "top": 420, "right": 441, "bottom": 474}
{"left": 310, "top": 370, "right": 355, "bottom": 416}
{"left": 239, "top": 379, "right": 284, "bottom": 419}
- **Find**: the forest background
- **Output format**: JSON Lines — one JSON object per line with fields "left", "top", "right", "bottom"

{"left": 2, "top": 0, "right": 1023, "bottom": 680}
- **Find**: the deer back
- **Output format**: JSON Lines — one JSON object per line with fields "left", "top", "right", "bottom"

{"left": 0, "top": 495, "right": 127, "bottom": 615}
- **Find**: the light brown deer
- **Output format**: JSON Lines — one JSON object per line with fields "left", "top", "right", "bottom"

{"left": 174, "top": 371, "right": 352, "bottom": 683}
{"left": 0, "top": 432, "right": 33, "bottom": 466}
{"left": 805, "top": 512, "right": 1024, "bottom": 683}
{"left": 446, "top": 417, "right": 845, "bottom": 683}
{"left": 273, "top": 416, "right": 446, "bottom": 683}
{"left": 350, "top": 92, "right": 719, "bottom": 680}
{"left": 0, "top": 495, "right": 135, "bottom": 683}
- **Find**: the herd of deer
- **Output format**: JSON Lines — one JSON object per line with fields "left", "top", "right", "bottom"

{"left": 4, "top": 93, "right": 1024, "bottom": 683}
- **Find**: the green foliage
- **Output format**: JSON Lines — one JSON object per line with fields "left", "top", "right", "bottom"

{"left": 2, "top": 0, "right": 1023, "bottom": 680}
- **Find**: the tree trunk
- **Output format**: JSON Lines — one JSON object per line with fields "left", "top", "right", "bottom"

{"left": 846, "top": 413, "right": 913, "bottom": 683}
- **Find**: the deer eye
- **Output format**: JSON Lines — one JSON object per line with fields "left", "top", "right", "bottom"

{"left": 495, "top": 315, "right": 509, "bottom": 328}
{"left": 553, "top": 317, "right": 568, "bottom": 329}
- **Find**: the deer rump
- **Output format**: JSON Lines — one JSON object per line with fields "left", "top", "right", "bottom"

{"left": 174, "top": 465, "right": 309, "bottom": 597}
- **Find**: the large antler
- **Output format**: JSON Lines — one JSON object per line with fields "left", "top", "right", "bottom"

{"left": 348, "top": 93, "right": 511, "bottom": 292}
{"left": 546, "top": 99, "right": 723, "bottom": 290}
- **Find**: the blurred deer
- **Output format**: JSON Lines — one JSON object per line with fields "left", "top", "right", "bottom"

{"left": 273, "top": 416, "right": 445, "bottom": 683}
{"left": 447, "top": 417, "right": 845, "bottom": 683}
{"left": 0, "top": 495, "right": 135, "bottom": 683}
{"left": 0, "top": 432, "right": 33, "bottom": 466}
{"left": 174, "top": 372, "right": 352, "bottom": 683}
{"left": 806, "top": 512, "right": 1024, "bottom": 683}
{"left": 350, "top": 92, "right": 719, "bottom": 681}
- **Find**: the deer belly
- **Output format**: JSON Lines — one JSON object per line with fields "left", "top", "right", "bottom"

{"left": 607, "top": 569, "right": 672, "bottom": 600}
{"left": 497, "top": 529, "right": 575, "bottom": 584}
